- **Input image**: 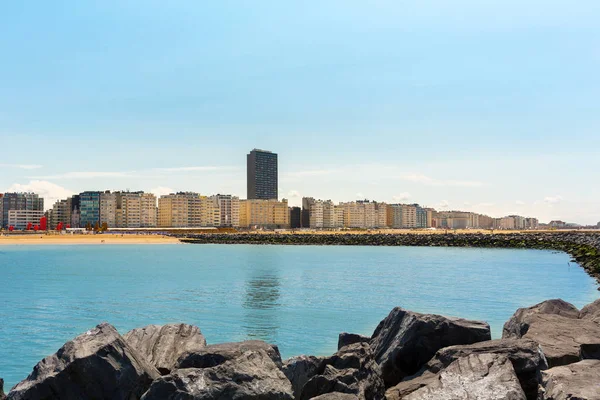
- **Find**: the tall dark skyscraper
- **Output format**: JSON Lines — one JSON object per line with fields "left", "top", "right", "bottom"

{"left": 247, "top": 149, "right": 278, "bottom": 200}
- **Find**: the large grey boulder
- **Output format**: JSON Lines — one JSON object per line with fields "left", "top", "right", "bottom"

{"left": 124, "top": 323, "right": 207, "bottom": 374}
{"left": 502, "top": 299, "right": 600, "bottom": 367}
{"left": 539, "top": 359, "right": 600, "bottom": 400}
{"left": 282, "top": 355, "right": 322, "bottom": 398}
{"left": 299, "top": 343, "right": 385, "bottom": 400}
{"left": 403, "top": 354, "right": 526, "bottom": 400}
{"left": 369, "top": 307, "right": 491, "bottom": 386}
{"left": 580, "top": 298, "right": 600, "bottom": 324}
{"left": 176, "top": 340, "right": 283, "bottom": 369}
{"left": 8, "top": 323, "right": 159, "bottom": 400}
{"left": 338, "top": 333, "right": 370, "bottom": 350}
{"left": 141, "top": 347, "right": 294, "bottom": 400}
{"left": 0, "top": 378, "right": 6, "bottom": 400}
{"left": 386, "top": 339, "right": 546, "bottom": 400}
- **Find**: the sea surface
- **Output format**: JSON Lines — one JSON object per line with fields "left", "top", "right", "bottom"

{"left": 1, "top": 244, "right": 598, "bottom": 389}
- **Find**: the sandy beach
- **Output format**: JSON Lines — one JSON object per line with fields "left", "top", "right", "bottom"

{"left": 0, "top": 234, "right": 180, "bottom": 245}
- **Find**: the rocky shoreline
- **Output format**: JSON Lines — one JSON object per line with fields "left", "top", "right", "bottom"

{"left": 4, "top": 298, "right": 600, "bottom": 399}
{"left": 179, "top": 232, "right": 600, "bottom": 285}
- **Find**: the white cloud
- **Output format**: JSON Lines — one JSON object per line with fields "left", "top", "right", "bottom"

{"left": 401, "top": 174, "right": 484, "bottom": 187}
{"left": 287, "top": 190, "right": 300, "bottom": 198}
{"left": 0, "top": 163, "right": 43, "bottom": 170}
{"left": 464, "top": 201, "right": 472, "bottom": 206}
{"left": 150, "top": 186, "right": 174, "bottom": 198}
{"left": 356, "top": 192, "right": 365, "bottom": 198}
{"left": 392, "top": 192, "right": 411, "bottom": 202}
{"left": 515, "top": 200, "right": 525, "bottom": 205}
{"left": 438, "top": 200, "right": 450, "bottom": 208}
{"left": 5, "top": 181, "right": 74, "bottom": 210}
{"left": 544, "top": 195, "right": 563, "bottom": 205}
{"left": 476, "top": 202, "right": 495, "bottom": 207}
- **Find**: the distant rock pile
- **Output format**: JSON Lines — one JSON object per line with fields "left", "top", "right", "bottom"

{"left": 5, "top": 299, "right": 600, "bottom": 399}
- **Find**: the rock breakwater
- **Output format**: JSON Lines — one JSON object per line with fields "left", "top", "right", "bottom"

{"left": 5, "top": 299, "right": 600, "bottom": 399}
{"left": 180, "top": 232, "right": 600, "bottom": 284}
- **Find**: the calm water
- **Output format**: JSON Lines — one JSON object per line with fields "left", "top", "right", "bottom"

{"left": 1, "top": 244, "right": 598, "bottom": 389}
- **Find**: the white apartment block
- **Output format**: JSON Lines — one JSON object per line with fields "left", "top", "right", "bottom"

{"left": 8, "top": 210, "right": 45, "bottom": 230}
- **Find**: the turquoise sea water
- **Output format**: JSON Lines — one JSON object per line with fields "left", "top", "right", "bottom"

{"left": 1, "top": 244, "right": 598, "bottom": 389}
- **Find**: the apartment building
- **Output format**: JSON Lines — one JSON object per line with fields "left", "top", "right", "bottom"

{"left": 158, "top": 193, "right": 190, "bottom": 227}
{"left": 290, "top": 206, "right": 301, "bottom": 229}
{"left": 387, "top": 204, "right": 418, "bottom": 228}
{"left": 158, "top": 192, "right": 220, "bottom": 228}
{"left": 100, "top": 191, "right": 118, "bottom": 227}
{"left": 8, "top": 210, "right": 45, "bottom": 230}
{"left": 213, "top": 194, "right": 240, "bottom": 227}
{"left": 1, "top": 192, "right": 44, "bottom": 229}
{"left": 50, "top": 198, "right": 72, "bottom": 229}
{"left": 79, "top": 191, "right": 101, "bottom": 228}
{"left": 239, "top": 199, "right": 289, "bottom": 229}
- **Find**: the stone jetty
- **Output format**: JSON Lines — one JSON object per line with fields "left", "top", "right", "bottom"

{"left": 179, "top": 232, "right": 600, "bottom": 283}
{"left": 5, "top": 298, "right": 600, "bottom": 399}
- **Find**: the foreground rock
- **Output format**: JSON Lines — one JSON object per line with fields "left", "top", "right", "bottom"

{"left": 539, "top": 359, "right": 600, "bottom": 399}
{"left": 125, "top": 323, "right": 207, "bottom": 375}
{"left": 580, "top": 298, "right": 600, "bottom": 324}
{"left": 177, "top": 340, "right": 283, "bottom": 369}
{"left": 142, "top": 344, "right": 293, "bottom": 400}
{"left": 338, "top": 333, "right": 370, "bottom": 350}
{"left": 1, "top": 378, "right": 6, "bottom": 400}
{"left": 282, "top": 355, "right": 322, "bottom": 398}
{"left": 299, "top": 343, "right": 385, "bottom": 400}
{"left": 311, "top": 394, "right": 359, "bottom": 400}
{"left": 503, "top": 299, "right": 600, "bottom": 367}
{"left": 369, "top": 307, "right": 491, "bottom": 386}
{"left": 403, "top": 354, "right": 526, "bottom": 400}
{"left": 386, "top": 338, "right": 546, "bottom": 399}
{"left": 8, "top": 323, "right": 159, "bottom": 400}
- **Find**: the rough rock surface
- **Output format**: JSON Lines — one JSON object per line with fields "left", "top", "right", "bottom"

{"left": 0, "top": 378, "right": 6, "bottom": 400}
{"left": 502, "top": 299, "right": 600, "bottom": 367}
{"left": 282, "top": 355, "right": 322, "bottom": 398}
{"left": 338, "top": 333, "right": 370, "bottom": 350}
{"left": 403, "top": 354, "right": 526, "bottom": 400}
{"left": 369, "top": 307, "right": 491, "bottom": 386}
{"left": 125, "top": 323, "right": 207, "bottom": 374}
{"left": 385, "top": 372, "right": 438, "bottom": 400}
{"left": 580, "top": 298, "right": 600, "bottom": 324}
{"left": 539, "top": 359, "right": 600, "bottom": 400}
{"left": 311, "top": 394, "right": 359, "bottom": 400}
{"left": 176, "top": 340, "right": 283, "bottom": 369}
{"left": 386, "top": 339, "right": 546, "bottom": 400}
{"left": 8, "top": 323, "right": 159, "bottom": 400}
{"left": 299, "top": 343, "right": 385, "bottom": 400}
{"left": 141, "top": 348, "right": 294, "bottom": 400}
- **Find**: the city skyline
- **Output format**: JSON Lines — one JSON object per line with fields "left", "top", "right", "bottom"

{"left": 1, "top": 1, "right": 599, "bottom": 224}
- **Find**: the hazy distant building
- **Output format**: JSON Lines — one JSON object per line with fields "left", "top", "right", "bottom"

{"left": 1, "top": 192, "right": 44, "bottom": 229}
{"left": 247, "top": 149, "right": 278, "bottom": 200}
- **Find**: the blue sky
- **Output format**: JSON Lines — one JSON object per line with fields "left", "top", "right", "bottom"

{"left": 1, "top": 1, "right": 599, "bottom": 224}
